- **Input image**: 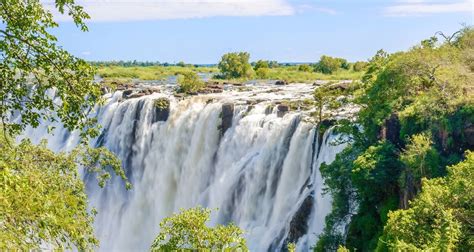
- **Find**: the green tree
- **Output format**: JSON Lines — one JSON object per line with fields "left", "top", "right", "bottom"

{"left": 0, "top": 0, "right": 129, "bottom": 249}
{"left": 253, "top": 60, "right": 269, "bottom": 70}
{"left": 177, "top": 71, "right": 205, "bottom": 93}
{"left": 0, "top": 0, "right": 102, "bottom": 139}
{"left": 0, "top": 136, "right": 128, "bottom": 250}
{"left": 315, "top": 55, "right": 348, "bottom": 74}
{"left": 151, "top": 207, "right": 247, "bottom": 251}
{"left": 218, "top": 52, "right": 253, "bottom": 79}
{"left": 176, "top": 61, "right": 186, "bottom": 67}
{"left": 378, "top": 151, "right": 474, "bottom": 251}
{"left": 313, "top": 84, "right": 341, "bottom": 122}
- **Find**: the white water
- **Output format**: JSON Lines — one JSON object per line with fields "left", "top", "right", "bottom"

{"left": 22, "top": 84, "right": 347, "bottom": 251}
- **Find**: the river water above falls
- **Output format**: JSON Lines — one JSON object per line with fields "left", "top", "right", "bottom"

{"left": 22, "top": 83, "right": 349, "bottom": 251}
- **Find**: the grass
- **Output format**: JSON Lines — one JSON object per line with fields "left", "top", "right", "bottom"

{"left": 97, "top": 65, "right": 364, "bottom": 84}
{"left": 97, "top": 65, "right": 219, "bottom": 81}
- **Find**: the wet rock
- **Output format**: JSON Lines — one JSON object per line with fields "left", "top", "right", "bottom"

{"left": 199, "top": 83, "right": 224, "bottom": 94}
{"left": 379, "top": 113, "right": 402, "bottom": 148}
{"left": 122, "top": 89, "right": 134, "bottom": 98}
{"left": 127, "top": 93, "right": 146, "bottom": 99}
{"left": 275, "top": 80, "right": 288, "bottom": 85}
{"left": 220, "top": 103, "right": 234, "bottom": 136}
{"left": 277, "top": 104, "right": 289, "bottom": 117}
{"left": 152, "top": 98, "right": 170, "bottom": 122}
{"left": 286, "top": 194, "right": 314, "bottom": 244}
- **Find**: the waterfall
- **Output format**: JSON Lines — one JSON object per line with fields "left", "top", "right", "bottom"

{"left": 22, "top": 84, "right": 346, "bottom": 251}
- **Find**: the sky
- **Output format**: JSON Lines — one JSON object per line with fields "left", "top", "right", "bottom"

{"left": 47, "top": 0, "right": 474, "bottom": 63}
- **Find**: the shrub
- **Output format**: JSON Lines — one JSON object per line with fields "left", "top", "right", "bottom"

{"left": 177, "top": 72, "right": 205, "bottom": 93}
{"left": 151, "top": 207, "right": 247, "bottom": 251}
{"left": 298, "top": 64, "right": 312, "bottom": 72}
{"left": 256, "top": 67, "right": 269, "bottom": 79}
{"left": 353, "top": 61, "right": 369, "bottom": 71}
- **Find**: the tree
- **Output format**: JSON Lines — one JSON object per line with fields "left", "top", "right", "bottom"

{"left": 0, "top": 0, "right": 102, "bottom": 139}
{"left": 218, "top": 52, "right": 253, "bottom": 79}
{"left": 151, "top": 207, "right": 247, "bottom": 251}
{"left": 378, "top": 151, "right": 474, "bottom": 251}
{"left": 0, "top": 0, "right": 129, "bottom": 249}
{"left": 315, "top": 55, "right": 348, "bottom": 74}
{"left": 177, "top": 71, "right": 205, "bottom": 93}
{"left": 313, "top": 84, "right": 340, "bottom": 122}
{"left": 0, "top": 136, "right": 128, "bottom": 250}
{"left": 253, "top": 60, "right": 269, "bottom": 70}
{"left": 176, "top": 61, "right": 186, "bottom": 67}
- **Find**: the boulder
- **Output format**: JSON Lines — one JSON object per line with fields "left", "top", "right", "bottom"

{"left": 220, "top": 103, "right": 234, "bottom": 136}
{"left": 277, "top": 104, "right": 289, "bottom": 117}
{"left": 152, "top": 98, "right": 170, "bottom": 122}
{"left": 328, "top": 82, "right": 350, "bottom": 91}
{"left": 275, "top": 80, "right": 288, "bottom": 85}
{"left": 122, "top": 89, "right": 134, "bottom": 98}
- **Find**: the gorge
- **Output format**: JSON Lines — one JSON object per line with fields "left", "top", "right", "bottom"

{"left": 21, "top": 83, "right": 351, "bottom": 251}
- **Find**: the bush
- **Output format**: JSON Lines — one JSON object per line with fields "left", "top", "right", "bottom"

{"left": 253, "top": 60, "right": 269, "bottom": 70}
{"left": 177, "top": 72, "right": 205, "bottom": 93}
{"left": 218, "top": 52, "right": 253, "bottom": 79}
{"left": 298, "top": 64, "right": 312, "bottom": 72}
{"left": 353, "top": 61, "right": 369, "bottom": 71}
{"left": 151, "top": 207, "right": 247, "bottom": 251}
{"left": 256, "top": 67, "right": 269, "bottom": 79}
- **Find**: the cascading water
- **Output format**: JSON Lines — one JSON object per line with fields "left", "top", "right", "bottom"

{"left": 22, "top": 83, "right": 349, "bottom": 251}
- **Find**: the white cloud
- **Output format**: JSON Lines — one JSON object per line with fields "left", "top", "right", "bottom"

{"left": 43, "top": 0, "right": 296, "bottom": 22}
{"left": 296, "top": 4, "right": 338, "bottom": 15}
{"left": 385, "top": 0, "right": 472, "bottom": 16}
{"left": 81, "top": 51, "right": 92, "bottom": 56}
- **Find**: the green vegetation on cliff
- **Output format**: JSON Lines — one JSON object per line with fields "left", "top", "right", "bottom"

{"left": 315, "top": 27, "right": 474, "bottom": 251}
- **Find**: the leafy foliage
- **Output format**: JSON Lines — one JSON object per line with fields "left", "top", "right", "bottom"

{"left": 0, "top": 0, "right": 102, "bottom": 140}
{"left": 315, "top": 55, "right": 349, "bottom": 74}
{"left": 151, "top": 207, "right": 247, "bottom": 251}
{"left": 378, "top": 151, "right": 474, "bottom": 251}
{"left": 0, "top": 135, "right": 127, "bottom": 250}
{"left": 316, "top": 27, "right": 474, "bottom": 251}
{"left": 0, "top": 1, "right": 130, "bottom": 249}
{"left": 218, "top": 52, "right": 253, "bottom": 79}
{"left": 177, "top": 71, "right": 205, "bottom": 93}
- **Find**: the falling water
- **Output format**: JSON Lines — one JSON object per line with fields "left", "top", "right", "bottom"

{"left": 22, "top": 83, "right": 348, "bottom": 251}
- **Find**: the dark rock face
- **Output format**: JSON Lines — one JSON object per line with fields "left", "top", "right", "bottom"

{"left": 277, "top": 104, "right": 290, "bottom": 117}
{"left": 379, "top": 113, "right": 402, "bottom": 148}
{"left": 286, "top": 194, "right": 314, "bottom": 244}
{"left": 221, "top": 103, "right": 234, "bottom": 136}
{"left": 464, "top": 123, "right": 474, "bottom": 148}
{"left": 122, "top": 89, "right": 134, "bottom": 98}
{"left": 152, "top": 98, "right": 170, "bottom": 123}
{"left": 275, "top": 80, "right": 288, "bottom": 85}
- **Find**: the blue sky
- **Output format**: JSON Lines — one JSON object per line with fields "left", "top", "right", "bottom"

{"left": 49, "top": 0, "right": 473, "bottom": 63}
